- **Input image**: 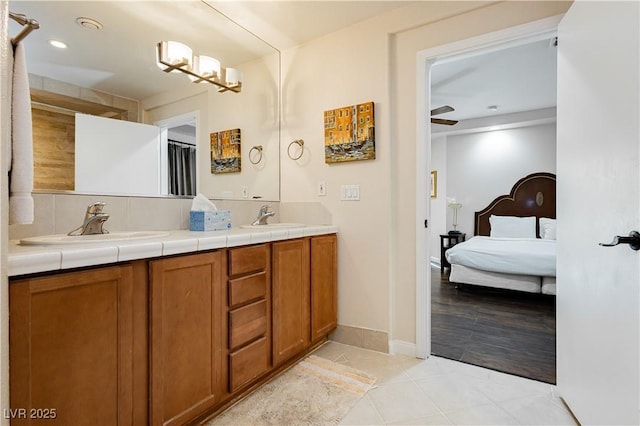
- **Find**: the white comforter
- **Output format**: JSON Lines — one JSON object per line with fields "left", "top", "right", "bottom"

{"left": 445, "top": 236, "right": 556, "bottom": 276}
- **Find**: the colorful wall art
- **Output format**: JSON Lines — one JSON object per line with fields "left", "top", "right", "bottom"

{"left": 324, "top": 101, "right": 375, "bottom": 164}
{"left": 210, "top": 128, "right": 241, "bottom": 174}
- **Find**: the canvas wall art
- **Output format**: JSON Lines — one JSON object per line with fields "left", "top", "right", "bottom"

{"left": 324, "top": 101, "right": 375, "bottom": 164}
{"left": 210, "top": 128, "right": 241, "bottom": 174}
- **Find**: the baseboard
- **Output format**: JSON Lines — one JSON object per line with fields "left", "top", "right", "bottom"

{"left": 430, "top": 257, "right": 440, "bottom": 268}
{"left": 329, "top": 325, "right": 389, "bottom": 353}
{"left": 388, "top": 340, "right": 416, "bottom": 357}
{"left": 329, "top": 327, "right": 418, "bottom": 357}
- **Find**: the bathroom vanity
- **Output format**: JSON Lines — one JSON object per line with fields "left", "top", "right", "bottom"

{"left": 7, "top": 226, "right": 337, "bottom": 426}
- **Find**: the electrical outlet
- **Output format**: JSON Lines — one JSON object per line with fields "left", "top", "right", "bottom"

{"left": 318, "top": 181, "right": 326, "bottom": 196}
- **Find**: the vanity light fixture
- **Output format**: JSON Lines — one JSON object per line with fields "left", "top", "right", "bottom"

{"left": 156, "top": 41, "right": 242, "bottom": 93}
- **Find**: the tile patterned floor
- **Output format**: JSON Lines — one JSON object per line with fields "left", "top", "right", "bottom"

{"left": 313, "top": 342, "right": 578, "bottom": 425}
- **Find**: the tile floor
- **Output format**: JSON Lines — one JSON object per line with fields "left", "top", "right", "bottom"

{"left": 313, "top": 342, "right": 578, "bottom": 425}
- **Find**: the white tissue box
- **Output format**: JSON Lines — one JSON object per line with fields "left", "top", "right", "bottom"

{"left": 189, "top": 210, "right": 232, "bottom": 231}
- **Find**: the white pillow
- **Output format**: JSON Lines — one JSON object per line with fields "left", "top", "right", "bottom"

{"left": 539, "top": 217, "right": 556, "bottom": 240}
{"left": 489, "top": 215, "right": 536, "bottom": 238}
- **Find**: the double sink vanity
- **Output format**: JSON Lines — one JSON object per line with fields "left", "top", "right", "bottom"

{"left": 8, "top": 223, "right": 338, "bottom": 425}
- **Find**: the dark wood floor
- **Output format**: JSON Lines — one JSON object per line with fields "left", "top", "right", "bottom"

{"left": 431, "top": 267, "right": 556, "bottom": 384}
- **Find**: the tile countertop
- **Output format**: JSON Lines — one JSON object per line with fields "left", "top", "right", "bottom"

{"left": 8, "top": 225, "right": 338, "bottom": 277}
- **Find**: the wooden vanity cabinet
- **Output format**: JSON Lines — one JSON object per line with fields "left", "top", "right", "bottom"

{"left": 311, "top": 234, "right": 338, "bottom": 342}
{"left": 149, "top": 251, "right": 226, "bottom": 426}
{"left": 272, "top": 235, "right": 338, "bottom": 365}
{"left": 9, "top": 234, "right": 337, "bottom": 425}
{"left": 9, "top": 262, "right": 148, "bottom": 426}
{"left": 272, "top": 238, "right": 311, "bottom": 366}
{"left": 227, "top": 244, "right": 271, "bottom": 393}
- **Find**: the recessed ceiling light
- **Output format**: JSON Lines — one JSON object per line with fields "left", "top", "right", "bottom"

{"left": 49, "top": 40, "right": 67, "bottom": 49}
{"left": 487, "top": 105, "right": 498, "bottom": 112}
{"left": 76, "top": 17, "right": 103, "bottom": 30}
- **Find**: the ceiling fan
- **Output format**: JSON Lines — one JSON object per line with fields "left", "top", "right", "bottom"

{"left": 431, "top": 105, "right": 458, "bottom": 126}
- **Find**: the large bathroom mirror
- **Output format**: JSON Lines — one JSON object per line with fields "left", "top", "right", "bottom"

{"left": 8, "top": 0, "right": 280, "bottom": 200}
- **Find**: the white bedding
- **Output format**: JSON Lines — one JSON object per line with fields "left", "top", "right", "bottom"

{"left": 445, "top": 236, "right": 556, "bottom": 277}
{"left": 450, "top": 264, "right": 542, "bottom": 293}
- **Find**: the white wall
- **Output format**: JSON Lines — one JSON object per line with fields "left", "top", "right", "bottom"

{"left": 280, "top": 30, "right": 393, "bottom": 333}
{"left": 430, "top": 135, "right": 447, "bottom": 264}
{"left": 446, "top": 122, "right": 556, "bottom": 237}
{"left": 280, "top": 1, "right": 571, "bottom": 344}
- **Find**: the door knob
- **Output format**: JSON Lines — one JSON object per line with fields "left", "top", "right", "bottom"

{"left": 599, "top": 231, "right": 640, "bottom": 251}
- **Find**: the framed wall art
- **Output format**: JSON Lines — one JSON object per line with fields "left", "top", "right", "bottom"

{"left": 210, "top": 128, "right": 241, "bottom": 174}
{"left": 430, "top": 170, "right": 437, "bottom": 198}
{"left": 324, "top": 101, "right": 375, "bottom": 164}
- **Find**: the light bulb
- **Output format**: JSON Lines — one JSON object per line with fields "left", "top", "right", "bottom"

{"left": 157, "top": 41, "right": 192, "bottom": 72}
{"left": 192, "top": 55, "right": 220, "bottom": 81}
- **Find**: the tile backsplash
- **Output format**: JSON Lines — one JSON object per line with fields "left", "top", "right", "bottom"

{"left": 9, "top": 194, "right": 332, "bottom": 241}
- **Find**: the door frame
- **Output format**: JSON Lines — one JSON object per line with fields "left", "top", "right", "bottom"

{"left": 414, "top": 15, "right": 564, "bottom": 359}
{"left": 154, "top": 111, "right": 200, "bottom": 196}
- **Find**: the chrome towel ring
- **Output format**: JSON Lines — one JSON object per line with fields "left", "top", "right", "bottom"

{"left": 287, "top": 139, "right": 304, "bottom": 160}
{"left": 249, "top": 145, "right": 263, "bottom": 164}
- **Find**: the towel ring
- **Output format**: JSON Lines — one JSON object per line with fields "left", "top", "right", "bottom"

{"left": 249, "top": 145, "right": 263, "bottom": 165}
{"left": 287, "top": 139, "right": 304, "bottom": 160}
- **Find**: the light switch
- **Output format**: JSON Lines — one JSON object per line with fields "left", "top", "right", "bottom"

{"left": 340, "top": 184, "right": 360, "bottom": 201}
{"left": 242, "top": 186, "right": 249, "bottom": 198}
{"left": 318, "top": 181, "right": 326, "bottom": 196}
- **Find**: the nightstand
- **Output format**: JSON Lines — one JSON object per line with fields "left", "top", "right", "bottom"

{"left": 440, "top": 233, "right": 466, "bottom": 272}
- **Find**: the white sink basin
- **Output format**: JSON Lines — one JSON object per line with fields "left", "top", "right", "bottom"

{"left": 239, "top": 223, "right": 305, "bottom": 230}
{"left": 20, "top": 231, "right": 171, "bottom": 246}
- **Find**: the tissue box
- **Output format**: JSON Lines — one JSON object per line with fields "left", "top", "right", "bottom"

{"left": 189, "top": 210, "right": 232, "bottom": 231}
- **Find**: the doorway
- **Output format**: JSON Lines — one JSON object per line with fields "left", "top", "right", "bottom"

{"left": 429, "top": 36, "right": 557, "bottom": 383}
{"left": 415, "top": 16, "right": 563, "bottom": 377}
{"left": 155, "top": 112, "right": 199, "bottom": 196}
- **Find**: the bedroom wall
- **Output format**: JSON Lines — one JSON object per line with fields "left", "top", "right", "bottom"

{"left": 430, "top": 135, "right": 447, "bottom": 265}
{"left": 443, "top": 121, "right": 557, "bottom": 239}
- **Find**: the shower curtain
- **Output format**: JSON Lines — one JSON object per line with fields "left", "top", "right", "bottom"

{"left": 168, "top": 140, "right": 196, "bottom": 196}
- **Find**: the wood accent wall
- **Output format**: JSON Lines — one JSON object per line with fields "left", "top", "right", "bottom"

{"left": 31, "top": 107, "right": 75, "bottom": 190}
{"left": 27, "top": 77, "right": 140, "bottom": 191}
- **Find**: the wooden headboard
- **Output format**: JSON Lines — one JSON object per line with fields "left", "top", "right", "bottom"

{"left": 474, "top": 172, "right": 556, "bottom": 236}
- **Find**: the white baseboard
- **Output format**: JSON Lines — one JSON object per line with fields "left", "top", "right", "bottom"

{"left": 388, "top": 340, "right": 416, "bottom": 357}
{"left": 430, "top": 257, "right": 440, "bottom": 268}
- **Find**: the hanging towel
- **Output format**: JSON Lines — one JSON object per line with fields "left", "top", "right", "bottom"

{"left": 9, "top": 42, "right": 34, "bottom": 225}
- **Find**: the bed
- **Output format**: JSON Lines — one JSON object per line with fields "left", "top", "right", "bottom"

{"left": 445, "top": 172, "right": 557, "bottom": 295}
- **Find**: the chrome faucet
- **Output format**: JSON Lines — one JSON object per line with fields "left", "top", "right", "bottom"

{"left": 251, "top": 204, "right": 276, "bottom": 226}
{"left": 68, "top": 202, "right": 110, "bottom": 236}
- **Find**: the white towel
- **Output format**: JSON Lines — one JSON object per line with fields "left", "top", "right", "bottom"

{"left": 9, "top": 42, "right": 34, "bottom": 225}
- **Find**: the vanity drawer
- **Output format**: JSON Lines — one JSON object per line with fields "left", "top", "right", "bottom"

{"left": 229, "top": 299, "right": 267, "bottom": 350}
{"left": 228, "top": 244, "right": 268, "bottom": 276}
{"left": 229, "top": 337, "right": 269, "bottom": 392}
{"left": 229, "top": 272, "right": 267, "bottom": 308}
